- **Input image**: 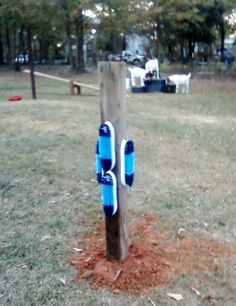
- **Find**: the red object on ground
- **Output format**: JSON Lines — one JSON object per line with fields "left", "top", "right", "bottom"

{"left": 8, "top": 95, "right": 22, "bottom": 102}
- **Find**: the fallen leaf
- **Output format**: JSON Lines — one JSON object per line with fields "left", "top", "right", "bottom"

{"left": 147, "top": 297, "right": 157, "bottom": 306}
{"left": 73, "top": 247, "right": 83, "bottom": 252}
{"left": 112, "top": 269, "right": 122, "bottom": 282}
{"left": 40, "top": 234, "right": 52, "bottom": 242}
{"left": 70, "top": 260, "right": 79, "bottom": 266}
{"left": 176, "top": 228, "right": 186, "bottom": 239}
{"left": 189, "top": 285, "right": 201, "bottom": 296}
{"left": 80, "top": 270, "right": 93, "bottom": 279}
{"left": 177, "top": 228, "right": 186, "bottom": 235}
{"left": 151, "top": 240, "right": 158, "bottom": 246}
{"left": 60, "top": 277, "right": 66, "bottom": 285}
{"left": 85, "top": 256, "right": 92, "bottom": 263}
{"left": 167, "top": 293, "right": 183, "bottom": 301}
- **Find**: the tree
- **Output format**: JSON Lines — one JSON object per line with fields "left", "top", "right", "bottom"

{"left": 95, "top": 0, "right": 135, "bottom": 53}
{"left": 60, "top": 0, "right": 74, "bottom": 68}
{"left": 1, "top": 0, "right": 235, "bottom": 69}
{"left": 129, "top": 0, "right": 236, "bottom": 62}
{"left": 0, "top": 25, "right": 4, "bottom": 65}
{"left": 61, "top": 0, "right": 97, "bottom": 72}
{"left": 213, "top": 0, "right": 236, "bottom": 60}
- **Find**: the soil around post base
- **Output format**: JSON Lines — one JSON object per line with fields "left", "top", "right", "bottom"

{"left": 70, "top": 214, "right": 235, "bottom": 294}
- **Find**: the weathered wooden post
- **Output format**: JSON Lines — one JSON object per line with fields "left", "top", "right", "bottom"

{"left": 26, "top": 26, "right": 36, "bottom": 100}
{"left": 98, "top": 62, "right": 129, "bottom": 261}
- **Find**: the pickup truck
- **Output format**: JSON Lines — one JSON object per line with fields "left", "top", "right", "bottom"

{"left": 108, "top": 50, "right": 145, "bottom": 66}
{"left": 121, "top": 50, "right": 145, "bottom": 65}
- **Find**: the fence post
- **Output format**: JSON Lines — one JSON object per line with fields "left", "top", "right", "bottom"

{"left": 98, "top": 62, "right": 129, "bottom": 261}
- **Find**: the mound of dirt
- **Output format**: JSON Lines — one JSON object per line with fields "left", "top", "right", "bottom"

{"left": 70, "top": 214, "right": 235, "bottom": 294}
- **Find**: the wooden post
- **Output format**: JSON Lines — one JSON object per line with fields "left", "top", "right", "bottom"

{"left": 70, "top": 80, "right": 81, "bottom": 95}
{"left": 26, "top": 26, "right": 36, "bottom": 99}
{"left": 69, "top": 80, "right": 74, "bottom": 95}
{"left": 98, "top": 62, "right": 129, "bottom": 261}
{"left": 75, "top": 85, "right": 81, "bottom": 95}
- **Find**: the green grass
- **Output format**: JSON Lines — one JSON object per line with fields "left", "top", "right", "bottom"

{"left": 0, "top": 69, "right": 236, "bottom": 305}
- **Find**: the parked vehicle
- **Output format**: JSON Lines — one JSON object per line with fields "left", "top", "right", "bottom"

{"left": 54, "top": 55, "right": 67, "bottom": 64}
{"left": 121, "top": 50, "right": 145, "bottom": 65}
{"left": 107, "top": 54, "right": 123, "bottom": 62}
{"left": 14, "top": 54, "right": 29, "bottom": 64}
{"left": 108, "top": 50, "right": 145, "bottom": 66}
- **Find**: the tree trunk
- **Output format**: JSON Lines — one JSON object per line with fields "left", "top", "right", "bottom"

{"left": 26, "top": 26, "right": 37, "bottom": 99}
{"left": 38, "top": 35, "right": 49, "bottom": 63}
{"left": 66, "top": 24, "right": 74, "bottom": 68}
{"left": 155, "top": 15, "right": 161, "bottom": 58}
{"left": 180, "top": 43, "right": 184, "bottom": 63}
{"left": 75, "top": 9, "right": 85, "bottom": 73}
{"left": 60, "top": 0, "right": 75, "bottom": 69}
{"left": 12, "top": 21, "right": 17, "bottom": 61}
{"left": 122, "top": 34, "right": 126, "bottom": 51}
{"left": 168, "top": 44, "right": 172, "bottom": 61}
{"left": 220, "top": 17, "right": 225, "bottom": 61}
{"left": 0, "top": 27, "right": 4, "bottom": 65}
{"left": 110, "top": 31, "right": 114, "bottom": 53}
{"left": 33, "top": 38, "right": 38, "bottom": 62}
{"left": 19, "top": 24, "right": 25, "bottom": 54}
{"left": 5, "top": 18, "right": 12, "bottom": 66}
{"left": 188, "top": 38, "right": 194, "bottom": 62}
{"left": 39, "top": 37, "right": 44, "bottom": 64}
{"left": 180, "top": 37, "right": 186, "bottom": 63}
{"left": 43, "top": 39, "right": 49, "bottom": 63}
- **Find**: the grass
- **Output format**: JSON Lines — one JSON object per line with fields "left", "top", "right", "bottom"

{"left": 0, "top": 68, "right": 236, "bottom": 305}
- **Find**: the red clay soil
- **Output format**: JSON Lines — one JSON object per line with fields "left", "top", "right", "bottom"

{"left": 70, "top": 214, "right": 235, "bottom": 294}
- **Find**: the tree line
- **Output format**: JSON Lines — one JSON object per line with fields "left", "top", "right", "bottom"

{"left": 0, "top": 0, "right": 235, "bottom": 72}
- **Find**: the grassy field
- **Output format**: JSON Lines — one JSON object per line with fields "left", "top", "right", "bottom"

{"left": 0, "top": 69, "right": 236, "bottom": 305}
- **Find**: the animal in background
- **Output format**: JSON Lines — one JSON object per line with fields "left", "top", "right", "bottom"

{"left": 145, "top": 58, "right": 160, "bottom": 79}
{"left": 167, "top": 73, "right": 192, "bottom": 94}
{"left": 128, "top": 67, "right": 147, "bottom": 87}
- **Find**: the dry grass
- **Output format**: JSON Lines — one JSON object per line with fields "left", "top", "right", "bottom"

{"left": 0, "top": 68, "right": 236, "bottom": 305}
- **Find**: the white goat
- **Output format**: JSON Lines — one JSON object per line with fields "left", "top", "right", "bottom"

{"left": 167, "top": 73, "right": 191, "bottom": 94}
{"left": 145, "top": 58, "right": 160, "bottom": 79}
{"left": 128, "top": 67, "right": 147, "bottom": 87}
